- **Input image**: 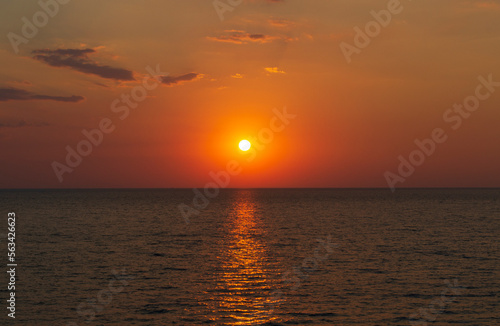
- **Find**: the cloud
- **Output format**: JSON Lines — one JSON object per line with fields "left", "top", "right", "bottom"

{"left": 160, "top": 73, "right": 202, "bottom": 86}
{"left": 231, "top": 73, "right": 244, "bottom": 78}
{"left": 207, "top": 30, "right": 282, "bottom": 44}
{"left": 6, "top": 80, "right": 32, "bottom": 87}
{"left": 269, "top": 19, "right": 295, "bottom": 28}
{"left": 475, "top": 1, "right": 500, "bottom": 10}
{"left": 0, "top": 87, "right": 85, "bottom": 102}
{"left": 452, "top": 0, "right": 500, "bottom": 14}
{"left": 32, "top": 48, "right": 135, "bottom": 81}
{"left": 0, "top": 120, "right": 49, "bottom": 128}
{"left": 247, "top": 0, "right": 285, "bottom": 2}
{"left": 265, "top": 67, "right": 286, "bottom": 74}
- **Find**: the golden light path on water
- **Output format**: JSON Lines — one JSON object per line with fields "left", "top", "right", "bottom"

{"left": 207, "top": 190, "right": 283, "bottom": 325}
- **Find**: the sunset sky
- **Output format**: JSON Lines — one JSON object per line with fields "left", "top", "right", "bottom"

{"left": 1, "top": 0, "right": 499, "bottom": 188}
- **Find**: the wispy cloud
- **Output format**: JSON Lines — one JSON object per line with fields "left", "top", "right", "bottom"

{"left": 264, "top": 67, "right": 286, "bottom": 74}
{"left": 6, "top": 80, "right": 32, "bottom": 87}
{"left": 207, "top": 30, "right": 283, "bottom": 44}
{"left": 268, "top": 19, "right": 295, "bottom": 28}
{"left": 160, "top": 73, "right": 202, "bottom": 86}
{"left": 475, "top": 1, "right": 500, "bottom": 10}
{"left": 0, "top": 87, "right": 85, "bottom": 102}
{"left": 0, "top": 120, "right": 49, "bottom": 128}
{"left": 32, "top": 48, "right": 135, "bottom": 81}
{"left": 231, "top": 73, "right": 244, "bottom": 78}
{"left": 247, "top": 0, "right": 285, "bottom": 3}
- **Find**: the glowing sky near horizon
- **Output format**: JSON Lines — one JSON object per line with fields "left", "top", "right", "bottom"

{"left": 0, "top": 0, "right": 499, "bottom": 188}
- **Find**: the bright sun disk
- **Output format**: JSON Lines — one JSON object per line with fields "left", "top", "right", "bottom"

{"left": 239, "top": 139, "right": 251, "bottom": 151}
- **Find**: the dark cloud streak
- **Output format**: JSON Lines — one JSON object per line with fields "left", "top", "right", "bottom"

{"left": 0, "top": 120, "right": 49, "bottom": 128}
{"left": 0, "top": 87, "right": 85, "bottom": 102}
{"left": 32, "top": 48, "right": 135, "bottom": 81}
{"left": 160, "top": 73, "right": 201, "bottom": 86}
{"left": 207, "top": 31, "right": 282, "bottom": 44}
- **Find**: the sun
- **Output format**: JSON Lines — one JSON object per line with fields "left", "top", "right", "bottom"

{"left": 239, "top": 139, "right": 251, "bottom": 151}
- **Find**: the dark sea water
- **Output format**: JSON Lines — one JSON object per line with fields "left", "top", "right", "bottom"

{"left": 0, "top": 189, "right": 499, "bottom": 325}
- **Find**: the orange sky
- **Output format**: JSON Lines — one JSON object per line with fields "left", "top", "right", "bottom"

{"left": 0, "top": 0, "right": 499, "bottom": 188}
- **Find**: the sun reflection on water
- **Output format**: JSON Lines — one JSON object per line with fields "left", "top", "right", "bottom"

{"left": 207, "top": 190, "right": 281, "bottom": 325}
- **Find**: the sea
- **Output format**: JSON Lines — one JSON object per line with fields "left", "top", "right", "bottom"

{"left": 0, "top": 188, "right": 498, "bottom": 325}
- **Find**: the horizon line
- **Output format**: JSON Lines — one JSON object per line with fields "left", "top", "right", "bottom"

{"left": 0, "top": 187, "right": 499, "bottom": 191}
